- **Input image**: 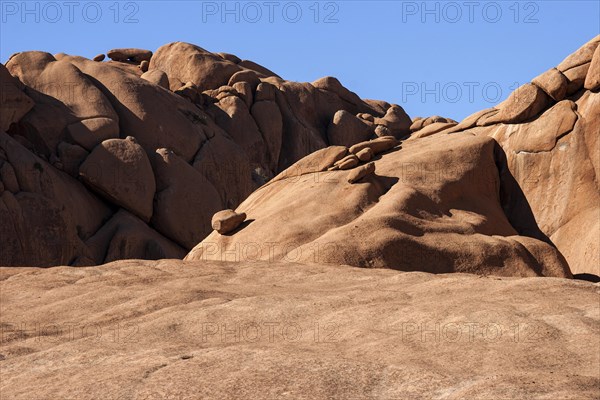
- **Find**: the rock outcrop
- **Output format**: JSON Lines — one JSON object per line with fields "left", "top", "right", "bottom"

{"left": 1, "top": 37, "right": 598, "bottom": 278}
{"left": 1, "top": 42, "right": 393, "bottom": 266}
{"left": 401, "top": 35, "right": 600, "bottom": 276}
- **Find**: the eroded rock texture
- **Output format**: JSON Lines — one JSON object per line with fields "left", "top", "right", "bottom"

{"left": 2, "top": 37, "right": 599, "bottom": 277}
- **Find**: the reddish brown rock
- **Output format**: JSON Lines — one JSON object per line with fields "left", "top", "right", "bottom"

{"left": 355, "top": 147, "right": 374, "bottom": 162}
{"left": 188, "top": 133, "right": 570, "bottom": 278}
{"left": 211, "top": 209, "right": 247, "bottom": 234}
{"left": 532, "top": 68, "right": 568, "bottom": 101}
{"left": 484, "top": 83, "right": 551, "bottom": 124}
{"left": 150, "top": 148, "right": 223, "bottom": 248}
{"left": 228, "top": 69, "right": 261, "bottom": 89}
{"left": 563, "top": 62, "right": 591, "bottom": 95}
{"left": 79, "top": 137, "right": 155, "bottom": 222}
{"left": 0, "top": 64, "right": 34, "bottom": 132}
{"left": 347, "top": 162, "right": 375, "bottom": 183}
{"left": 327, "top": 110, "right": 374, "bottom": 147}
{"left": 349, "top": 136, "right": 399, "bottom": 156}
{"left": 584, "top": 44, "right": 600, "bottom": 90}
{"left": 373, "top": 105, "right": 412, "bottom": 138}
{"left": 140, "top": 69, "right": 170, "bottom": 89}
{"left": 557, "top": 35, "right": 599, "bottom": 72}
{"left": 107, "top": 48, "right": 153, "bottom": 63}
{"left": 150, "top": 42, "right": 243, "bottom": 91}
{"left": 92, "top": 54, "right": 105, "bottom": 62}
{"left": 139, "top": 60, "right": 149, "bottom": 72}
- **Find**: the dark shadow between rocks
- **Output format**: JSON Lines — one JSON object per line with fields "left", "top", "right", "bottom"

{"left": 493, "top": 141, "right": 553, "bottom": 245}
{"left": 573, "top": 273, "right": 600, "bottom": 283}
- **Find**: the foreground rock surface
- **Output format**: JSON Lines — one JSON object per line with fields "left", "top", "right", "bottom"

{"left": 0, "top": 260, "right": 598, "bottom": 399}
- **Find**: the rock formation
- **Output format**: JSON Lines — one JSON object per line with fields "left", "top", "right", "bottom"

{"left": 1, "top": 37, "right": 599, "bottom": 278}
{"left": 1, "top": 43, "right": 389, "bottom": 266}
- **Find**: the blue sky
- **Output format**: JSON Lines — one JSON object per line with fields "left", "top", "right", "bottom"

{"left": 1, "top": 0, "right": 599, "bottom": 120}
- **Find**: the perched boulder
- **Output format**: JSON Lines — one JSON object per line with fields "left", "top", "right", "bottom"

{"left": 349, "top": 136, "right": 399, "bottom": 156}
{"left": 228, "top": 69, "right": 261, "bottom": 89}
{"left": 92, "top": 54, "right": 105, "bottom": 62}
{"left": 211, "top": 209, "right": 247, "bottom": 234}
{"left": 107, "top": 48, "right": 153, "bottom": 62}
{"left": 347, "top": 162, "right": 375, "bottom": 183}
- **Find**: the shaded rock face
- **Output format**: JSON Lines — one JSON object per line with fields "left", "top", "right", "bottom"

{"left": 404, "top": 35, "right": 600, "bottom": 276}
{"left": 0, "top": 42, "right": 395, "bottom": 266}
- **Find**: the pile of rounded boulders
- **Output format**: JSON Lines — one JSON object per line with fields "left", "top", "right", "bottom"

{"left": 107, "top": 48, "right": 153, "bottom": 63}
{"left": 212, "top": 209, "right": 247, "bottom": 234}
{"left": 0, "top": 41, "right": 397, "bottom": 267}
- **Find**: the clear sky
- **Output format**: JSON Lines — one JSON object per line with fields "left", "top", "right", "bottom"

{"left": 1, "top": 0, "right": 599, "bottom": 120}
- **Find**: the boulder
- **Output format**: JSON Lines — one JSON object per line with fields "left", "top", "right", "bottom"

{"left": 92, "top": 54, "right": 105, "bottom": 62}
{"left": 107, "top": 48, "right": 153, "bottom": 63}
{"left": 150, "top": 42, "right": 243, "bottom": 91}
{"left": 140, "top": 69, "right": 170, "bottom": 89}
{"left": 557, "top": 35, "right": 600, "bottom": 72}
{"left": 228, "top": 69, "right": 261, "bottom": 89}
{"left": 373, "top": 105, "right": 412, "bottom": 138}
{"left": 356, "top": 147, "right": 374, "bottom": 162}
{"left": 484, "top": 83, "right": 551, "bottom": 124}
{"left": 139, "top": 60, "right": 149, "bottom": 72}
{"left": 85, "top": 209, "right": 186, "bottom": 263}
{"left": 211, "top": 209, "right": 247, "bottom": 234}
{"left": 347, "top": 162, "right": 375, "bottom": 183}
{"left": 327, "top": 110, "right": 374, "bottom": 147}
{"left": 532, "top": 68, "right": 568, "bottom": 101}
{"left": 79, "top": 137, "right": 155, "bottom": 221}
{"left": 349, "top": 136, "right": 400, "bottom": 156}
{"left": 563, "top": 62, "right": 591, "bottom": 95}
{"left": 333, "top": 154, "right": 359, "bottom": 170}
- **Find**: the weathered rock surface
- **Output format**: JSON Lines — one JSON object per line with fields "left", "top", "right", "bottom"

{"left": 1, "top": 260, "right": 598, "bottom": 399}
{"left": 415, "top": 36, "right": 600, "bottom": 276}
{"left": 1, "top": 38, "right": 598, "bottom": 279}
{"left": 1, "top": 43, "right": 392, "bottom": 266}
{"left": 79, "top": 137, "right": 155, "bottom": 222}
{"left": 187, "top": 133, "right": 570, "bottom": 278}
